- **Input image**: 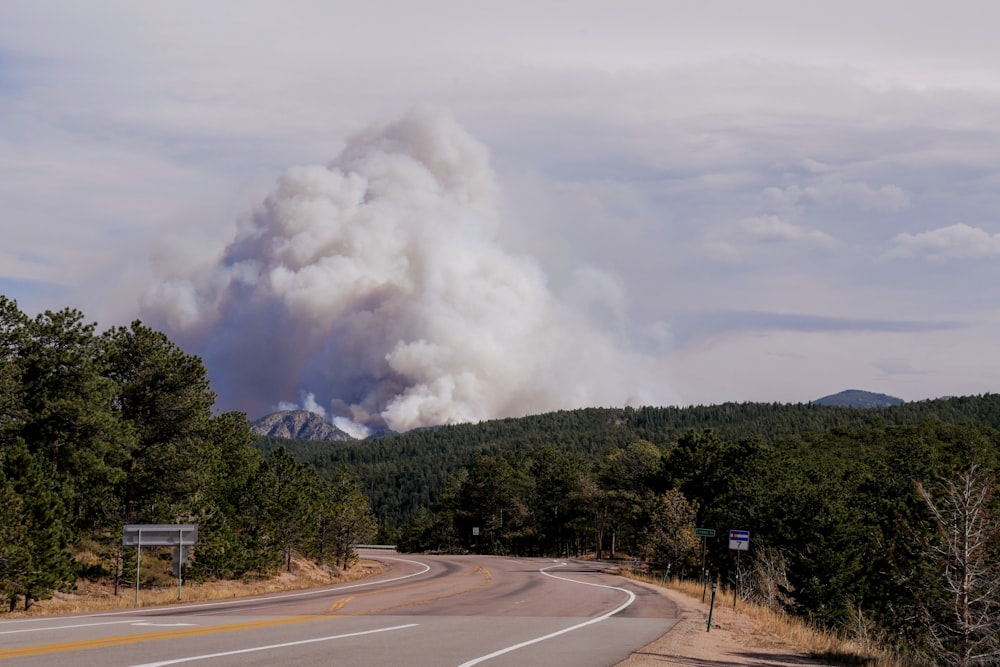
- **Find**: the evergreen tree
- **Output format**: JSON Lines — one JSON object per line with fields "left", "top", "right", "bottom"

{"left": 101, "top": 321, "right": 216, "bottom": 523}
{"left": 0, "top": 476, "right": 32, "bottom": 611}
{"left": 18, "top": 308, "right": 127, "bottom": 529}
{"left": 641, "top": 489, "right": 699, "bottom": 574}
{"left": 1, "top": 441, "right": 75, "bottom": 609}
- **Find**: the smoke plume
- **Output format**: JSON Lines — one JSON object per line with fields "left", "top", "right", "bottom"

{"left": 143, "top": 106, "right": 674, "bottom": 432}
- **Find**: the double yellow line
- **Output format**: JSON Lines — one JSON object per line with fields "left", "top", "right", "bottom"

{"left": 2, "top": 562, "right": 493, "bottom": 660}
{"left": 326, "top": 564, "right": 492, "bottom": 615}
{"left": 0, "top": 615, "right": 324, "bottom": 659}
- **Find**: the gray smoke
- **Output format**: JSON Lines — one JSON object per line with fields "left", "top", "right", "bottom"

{"left": 143, "top": 105, "right": 675, "bottom": 432}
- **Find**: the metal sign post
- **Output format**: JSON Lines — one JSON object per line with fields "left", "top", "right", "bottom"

{"left": 694, "top": 528, "right": 715, "bottom": 602}
{"left": 135, "top": 527, "right": 141, "bottom": 606}
{"left": 728, "top": 530, "right": 750, "bottom": 608}
{"left": 123, "top": 524, "right": 198, "bottom": 606}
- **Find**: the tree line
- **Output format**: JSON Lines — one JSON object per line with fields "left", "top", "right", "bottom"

{"left": 0, "top": 297, "right": 375, "bottom": 611}
{"left": 268, "top": 395, "right": 1000, "bottom": 534}
{"left": 392, "top": 423, "right": 1000, "bottom": 665}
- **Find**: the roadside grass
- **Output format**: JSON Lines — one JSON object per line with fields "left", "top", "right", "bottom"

{"left": 621, "top": 572, "right": 908, "bottom": 667}
{"left": 3, "top": 555, "right": 384, "bottom": 618}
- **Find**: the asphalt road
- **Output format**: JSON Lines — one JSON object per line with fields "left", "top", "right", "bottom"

{"left": 0, "top": 551, "right": 678, "bottom": 667}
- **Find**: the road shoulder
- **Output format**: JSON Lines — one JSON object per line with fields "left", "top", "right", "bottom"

{"left": 615, "top": 582, "right": 836, "bottom": 666}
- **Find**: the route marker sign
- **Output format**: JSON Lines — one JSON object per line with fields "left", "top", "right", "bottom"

{"left": 695, "top": 528, "right": 715, "bottom": 537}
{"left": 728, "top": 529, "right": 750, "bottom": 551}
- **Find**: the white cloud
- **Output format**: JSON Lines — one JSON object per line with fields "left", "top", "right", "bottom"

{"left": 884, "top": 223, "right": 1000, "bottom": 261}
{"left": 740, "top": 215, "right": 840, "bottom": 247}
{"left": 763, "top": 177, "right": 910, "bottom": 213}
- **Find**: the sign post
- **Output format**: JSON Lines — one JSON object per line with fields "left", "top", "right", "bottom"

{"left": 694, "top": 528, "right": 715, "bottom": 602}
{"left": 706, "top": 582, "right": 718, "bottom": 632}
{"left": 123, "top": 524, "right": 198, "bottom": 606}
{"left": 728, "top": 530, "right": 750, "bottom": 608}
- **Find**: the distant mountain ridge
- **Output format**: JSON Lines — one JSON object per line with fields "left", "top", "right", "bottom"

{"left": 255, "top": 390, "right": 906, "bottom": 440}
{"left": 251, "top": 410, "right": 354, "bottom": 441}
{"left": 812, "top": 389, "right": 904, "bottom": 408}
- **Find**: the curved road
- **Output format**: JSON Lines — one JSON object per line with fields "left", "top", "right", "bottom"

{"left": 0, "top": 551, "right": 678, "bottom": 666}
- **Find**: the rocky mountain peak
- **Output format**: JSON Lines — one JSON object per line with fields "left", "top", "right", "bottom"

{"left": 251, "top": 410, "right": 354, "bottom": 441}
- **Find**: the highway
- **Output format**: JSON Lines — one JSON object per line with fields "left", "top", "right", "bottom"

{"left": 0, "top": 551, "right": 678, "bottom": 667}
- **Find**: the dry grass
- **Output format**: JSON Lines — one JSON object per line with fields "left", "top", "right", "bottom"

{"left": 625, "top": 574, "right": 910, "bottom": 667}
{"left": 4, "top": 555, "right": 385, "bottom": 618}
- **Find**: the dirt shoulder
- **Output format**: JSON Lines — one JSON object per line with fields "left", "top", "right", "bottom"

{"left": 616, "top": 582, "right": 837, "bottom": 667}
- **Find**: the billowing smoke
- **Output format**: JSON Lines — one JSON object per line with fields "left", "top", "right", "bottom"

{"left": 143, "top": 105, "right": 675, "bottom": 433}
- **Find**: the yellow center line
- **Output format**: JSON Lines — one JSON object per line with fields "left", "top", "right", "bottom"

{"left": 322, "top": 562, "right": 491, "bottom": 616}
{"left": 0, "top": 615, "right": 325, "bottom": 660}
{"left": 2, "top": 560, "right": 493, "bottom": 659}
{"left": 326, "top": 595, "right": 354, "bottom": 613}
{"left": 338, "top": 565, "right": 493, "bottom": 616}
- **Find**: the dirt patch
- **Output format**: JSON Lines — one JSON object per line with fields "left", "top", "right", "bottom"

{"left": 616, "top": 584, "right": 837, "bottom": 667}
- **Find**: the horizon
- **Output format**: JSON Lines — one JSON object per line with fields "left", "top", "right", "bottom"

{"left": 252, "top": 387, "right": 946, "bottom": 435}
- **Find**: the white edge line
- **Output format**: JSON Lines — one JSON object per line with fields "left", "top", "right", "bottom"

{"left": 0, "top": 620, "right": 144, "bottom": 635}
{"left": 129, "top": 623, "right": 419, "bottom": 667}
{"left": 0, "top": 555, "right": 430, "bottom": 624}
{"left": 456, "top": 561, "right": 636, "bottom": 667}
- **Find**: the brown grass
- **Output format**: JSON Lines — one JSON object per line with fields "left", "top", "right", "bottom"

{"left": 4, "top": 555, "right": 385, "bottom": 618}
{"left": 625, "top": 574, "right": 910, "bottom": 667}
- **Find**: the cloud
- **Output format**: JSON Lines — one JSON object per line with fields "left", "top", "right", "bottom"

{"left": 884, "top": 223, "right": 1000, "bottom": 261}
{"left": 669, "top": 310, "right": 961, "bottom": 350}
{"left": 740, "top": 215, "right": 840, "bottom": 247}
{"left": 698, "top": 215, "right": 840, "bottom": 266}
{"left": 871, "top": 358, "right": 926, "bottom": 376}
{"left": 762, "top": 177, "right": 910, "bottom": 213}
{"left": 142, "top": 106, "right": 677, "bottom": 431}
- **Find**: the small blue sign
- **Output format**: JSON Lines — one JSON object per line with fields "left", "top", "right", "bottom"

{"left": 729, "top": 529, "right": 750, "bottom": 551}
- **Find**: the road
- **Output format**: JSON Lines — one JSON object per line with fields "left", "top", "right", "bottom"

{"left": 0, "top": 551, "right": 678, "bottom": 667}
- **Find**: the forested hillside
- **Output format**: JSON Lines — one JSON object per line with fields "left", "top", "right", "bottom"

{"left": 0, "top": 297, "right": 375, "bottom": 612}
{"left": 259, "top": 394, "right": 1000, "bottom": 530}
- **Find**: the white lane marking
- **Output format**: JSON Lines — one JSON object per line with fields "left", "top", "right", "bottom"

{"left": 456, "top": 561, "right": 636, "bottom": 667}
{"left": 129, "top": 623, "right": 419, "bottom": 666}
{"left": 0, "top": 555, "right": 431, "bottom": 624}
{"left": 0, "top": 620, "right": 144, "bottom": 635}
{"left": 131, "top": 622, "right": 197, "bottom": 627}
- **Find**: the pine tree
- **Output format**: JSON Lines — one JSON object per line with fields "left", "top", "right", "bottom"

{"left": 0, "top": 477, "right": 32, "bottom": 611}
{"left": 101, "top": 321, "right": 216, "bottom": 523}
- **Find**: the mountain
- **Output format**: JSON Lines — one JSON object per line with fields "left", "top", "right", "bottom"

{"left": 251, "top": 410, "right": 355, "bottom": 441}
{"left": 812, "top": 389, "right": 904, "bottom": 408}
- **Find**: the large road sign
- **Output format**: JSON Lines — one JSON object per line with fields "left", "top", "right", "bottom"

{"left": 123, "top": 524, "right": 198, "bottom": 547}
{"left": 122, "top": 524, "right": 198, "bottom": 604}
{"left": 728, "top": 529, "right": 749, "bottom": 551}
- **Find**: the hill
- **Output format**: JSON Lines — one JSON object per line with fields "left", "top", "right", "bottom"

{"left": 812, "top": 389, "right": 904, "bottom": 408}
{"left": 252, "top": 410, "right": 354, "bottom": 441}
{"left": 255, "top": 393, "right": 1000, "bottom": 531}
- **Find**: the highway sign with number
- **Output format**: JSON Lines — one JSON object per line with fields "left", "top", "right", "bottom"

{"left": 728, "top": 529, "right": 750, "bottom": 551}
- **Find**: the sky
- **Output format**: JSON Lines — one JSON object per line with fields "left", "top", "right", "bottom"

{"left": 3, "top": 1, "right": 1000, "bottom": 430}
